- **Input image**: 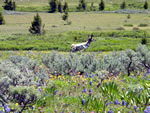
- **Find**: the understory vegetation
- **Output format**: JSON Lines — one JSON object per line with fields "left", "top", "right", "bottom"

{"left": 0, "top": 30, "right": 149, "bottom": 51}
{"left": 0, "top": 44, "right": 150, "bottom": 112}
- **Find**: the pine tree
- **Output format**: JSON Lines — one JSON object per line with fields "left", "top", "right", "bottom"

{"left": 90, "top": 2, "right": 95, "bottom": 11}
{"left": 29, "top": 13, "right": 45, "bottom": 35}
{"left": 77, "top": 0, "right": 87, "bottom": 11}
{"left": 141, "top": 32, "right": 147, "bottom": 45}
{"left": 58, "top": 0, "right": 62, "bottom": 13}
{"left": 62, "top": 10, "right": 69, "bottom": 24}
{"left": 63, "top": 2, "right": 69, "bottom": 12}
{"left": 144, "top": 0, "right": 148, "bottom": 9}
{"left": 99, "top": 0, "right": 105, "bottom": 11}
{"left": 3, "top": 0, "right": 16, "bottom": 10}
{"left": 120, "top": 1, "right": 126, "bottom": 9}
{"left": 0, "top": 12, "right": 5, "bottom": 25}
{"left": 49, "top": 0, "right": 58, "bottom": 13}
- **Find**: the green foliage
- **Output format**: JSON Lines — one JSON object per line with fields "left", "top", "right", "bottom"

{"left": 3, "top": 0, "right": 16, "bottom": 11}
{"left": 138, "top": 23, "right": 148, "bottom": 27}
{"left": 77, "top": 0, "right": 87, "bottom": 11}
{"left": 58, "top": 0, "right": 62, "bottom": 13}
{"left": 29, "top": 13, "right": 45, "bottom": 35}
{"left": 99, "top": 0, "right": 105, "bottom": 11}
{"left": 141, "top": 32, "right": 147, "bottom": 45}
{"left": 49, "top": 0, "right": 58, "bottom": 13}
{"left": 0, "top": 12, "right": 5, "bottom": 25}
{"left": 90, "top": 2, "right": 95, "bottom": 11}
{"left": 63, "top": 2, "right": 69, "bottom": 12}
{"left": 123, "top": 23, "right": 133, "bottom": 27}
{"left": 144, "top": 0, "right": 148, "bottom": 9}
{"left": 120, "top": 1, "right": 127, "bottom": 9}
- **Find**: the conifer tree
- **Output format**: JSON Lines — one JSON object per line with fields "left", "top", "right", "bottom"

{"left": 120, "top": 1, "right": 126, "bottom": 9}
{"left": 99, "top": 0, "right": 105, "bottom": 11}
{"left": 29, "top": 13, "right": 45, "bottom": 35}
{"left": 49, "top": 0, "right": 58, "bottom": 13}
{"left": 63, "top": 2, "right": 69, "bottom": 12}
{"left": 62, "top": 10, "right": 69, "bottom": 24}
{"left": 77, "top": 0, "right": 87, "bottom": 11}
{"left": 58, "top": 0, "right": 62, "bottom": 13}
{"left": 3, "top": 0, "right": 16, "bottom": 10}
{"left": 0, "top": 12, "right": 5, "bottom": 25}
{"left": 144, "top": 0, "right": 148, "bottom": 9}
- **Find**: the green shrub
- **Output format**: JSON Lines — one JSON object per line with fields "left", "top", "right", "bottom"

{"left": 138, "top": 23, "right": 148, "bottom": 27}
{"left": 123, "top": 24, "right": 133, "bottom": 27}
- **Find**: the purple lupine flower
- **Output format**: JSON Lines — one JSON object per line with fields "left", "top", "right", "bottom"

{"left": 60, "top": 111, "right": 64, "bottom": 113}
{"left": 38, "top": 88, "right": 41, "bottom": 92}
{"left": 110, "top": 101, "right": 113, "bottom": 104}
{"left": 89, "top": 89, "right": 92, "bottom": 92}
{"left": 90, "top": 81, "right": 92, "bottom": 86}
{"left": 86, "top": 72, "right": 88, "bottom": 78}
{"left": 54, "top": 90, "right": 57, "bottom": 95}
{"left": 82, "top": 80, "right": 85, "bottom": 84}
{"left": 128, "top": 112, "right": 131, "bottom": 113}
{"left": 139, "top": 88, "right": 143, "bottom": 90}
{"left": 108, "top": 109, "right": 113, "bottom": 113}
{"left": 78, "top": 83, "right": 80, "bottom": 86}
{"left": 81, "top": 111, "right": 84, "bottom": 113}
{"left": 59, "top": 93, "right": 62, "bottom": 96}
{"left": 0, "top": 110, "right": 3, "bottom": 113}
{"left": 89, "top": 92, "right": 92, "bottom": 96}
{"left": 144, "top": 72, "right": 148, "bottom": 76}
{"left": 122, "top": 100, "right": 126, "bottom": 106}
{"left": 134, "top": 105, "right": 138, "bottom": 112}
{"left": 114, "top": 99, "right": 119, "bottom": 105}
{"left": 148, "top": 69, "right": 150, "bottom": 73}
{"left": 82, "top": 88, "right": 87, "bottom": 93}
{"left": 82, "top": 99, "right": 85, "bottom": 106}
{"left": 97, "top": 82, "right": 101, "bottom": 88}
{"left": 4, "top": 104, "right": 11, "bottom": 113}
{"left": 90, "top": 74, "right": 94, "bottom": 78}
{"left": 144, "top": 106, "right": 150, "bottom": 113}
{"left": 106, "top": 102, "right": 109, "bottom": 106}
{"left": 35, "top": 82, "right": 39, "bottom": 86}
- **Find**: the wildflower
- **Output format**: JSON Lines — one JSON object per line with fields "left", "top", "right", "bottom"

{"left": 59, "top": 93, "right": 62, "bottom": 96}
{"left": 89, "top": 89, "right": 92, "bottom": 92}
{"left": 148, "top": 69, "right": 150, "bottom": 73}
{"left": 0, "top": 110, "right": 3, "bottom": 113}
{"left": 144, "top": 72, "right": 148, "bottom": 76}
{"left": 139, "top": 88, "right": 143, "bottom": 90}
{"left": 108, "top": 109, "right": 113, "bottom": 113}
{"left": 114, "top": 99, "right": 119, "bottom": 105}
{"left": 38, "top": 88, "right": 41, "bottom": 93}
{"left": 90, "top": 81, "right": 92, "bottom": 86}
{"left": 78, "top": 83, "right": 80, "bottom": 86}
{"left": 4, "top": 104, "right": 11, "bottom": 113}
{"left": 110, "top": 101, "right": 113, "bottom": 104}
{"left": 128, "top": 111, "right": 131, "bottom": 113}
{"left": 86, "top": 72, "right": 88, "bottom": 78}
{"left": 90, "top": 74, "right": 94, "bottom": 78}
{"left": 81, "top": 111, "right": 84, "bottom": 113}
{"left": 35, "top": 82, "right": 39, "bottom": 86}
{"left": 82, "top": 99, "right": 85, "bottom": 106}
{"left": 134, "top": 105, "right": 138, "bottom": 112}
{"left": 144, "top": 106, "right": 150, "bottom": 113}
{"left": 54, "top": 90, "right": 57, "bottom": 95}
{"left": 82, "top": 88, "right": 87, "bottom": 93}
{"left": 106, "top": 102, "right": 109, "bottom": 106}
{"left": 15, "top": 103, "right": 18, "bottom": 106}
{"left": 122, "top": 100, "right": 126, "bottom": 106}
{"left": 91, "top": 112, "right": 94, "bottom": 113}
{"left": 97, "top": 82, "right": 101, "bottom": 88}
{"left": 82, "top": 80, "right": 85, "bottom": 84}
{"left": 60, "top": 111, "right": 64, "bottom": 113}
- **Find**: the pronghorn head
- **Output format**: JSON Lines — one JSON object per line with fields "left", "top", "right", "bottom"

{"left": 88, "top": 34, "right": 95, "bottom": 43}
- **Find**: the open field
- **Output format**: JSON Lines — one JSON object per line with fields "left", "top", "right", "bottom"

{"left": 0, "top": 11, "right": 150, "bottom": 51}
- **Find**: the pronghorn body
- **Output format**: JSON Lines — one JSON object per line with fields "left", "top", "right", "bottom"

{"left": 70, "top": 35, "right": 94, "bottom": 52}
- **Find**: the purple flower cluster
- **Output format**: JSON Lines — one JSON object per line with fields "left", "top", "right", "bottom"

{"left": 4, "top": 104, "right": 10, "bottom": 113}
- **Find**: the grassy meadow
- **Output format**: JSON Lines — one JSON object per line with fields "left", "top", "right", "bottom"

{"left": 0, "top": 12, "right": 150, "bottom": 51}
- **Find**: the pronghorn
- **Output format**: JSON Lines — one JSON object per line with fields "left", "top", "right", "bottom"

{"left": 70, "top": 34, "right": 94, "bottom": 52}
